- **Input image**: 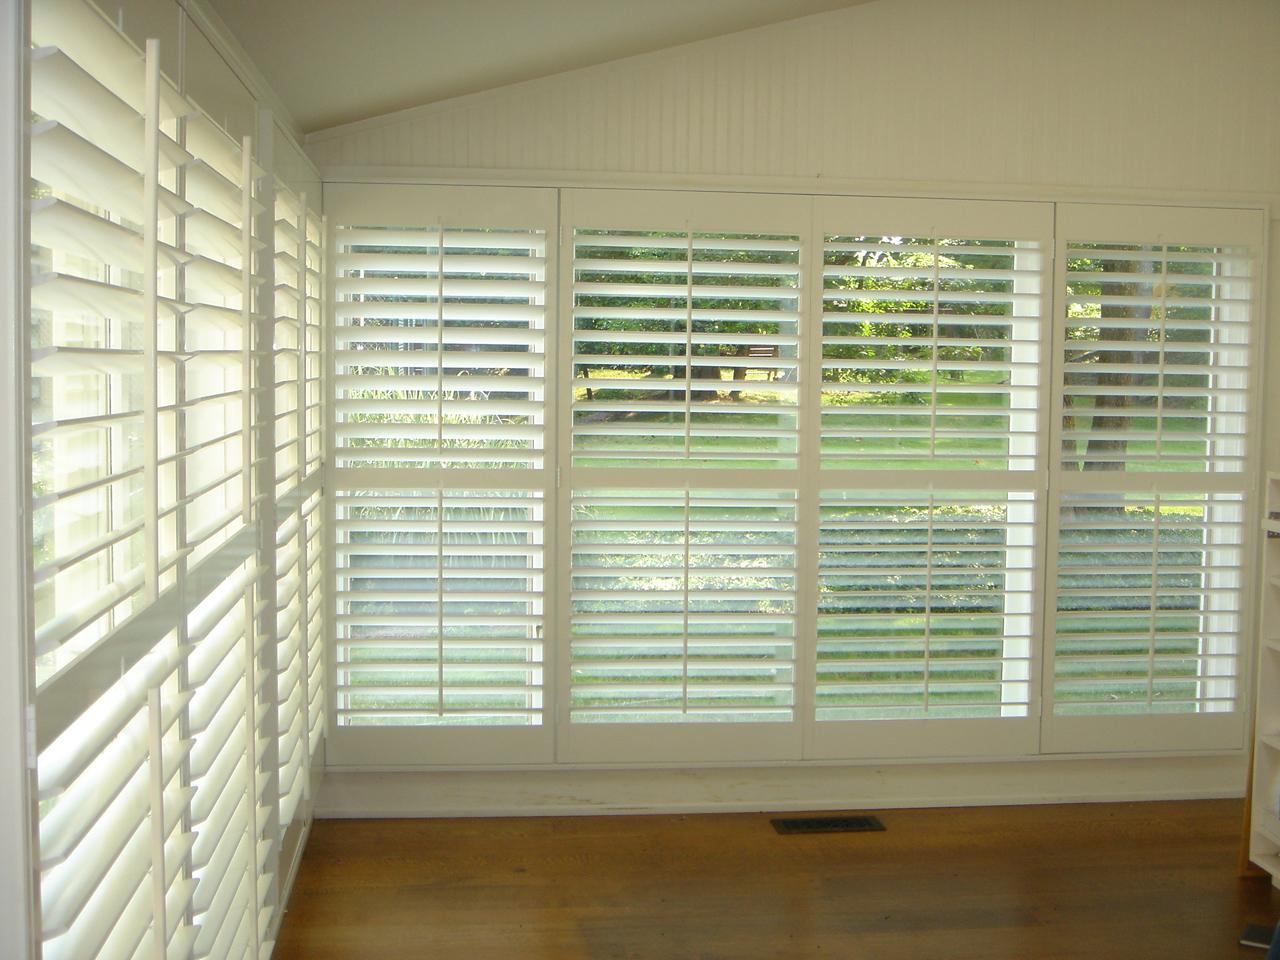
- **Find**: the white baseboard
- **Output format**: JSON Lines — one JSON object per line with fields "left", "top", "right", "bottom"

{"left": 314, "top": 753, "right": 1246, "bottom": 819}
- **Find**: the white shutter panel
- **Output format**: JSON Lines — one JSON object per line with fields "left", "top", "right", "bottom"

{"left": 28, "top": 0, "right": 162, "bottom": 678}
{"left": 28, "top": 2, "right": 313, "bottom": 958}
{"left": 569, "top": 490, "right": 797, "bottom": 719}
{"left": 810, "top": 198, "right": 1050, "bottom": 758}
{"left": 326, "top": 184, "right": 554, "bottom": 766}
{"left": 571, "top": 230, "right": 800, "bottom": 468}
{"left": 560, "top": 190, "right": 805, "bottom": 763}
{"left": 333, "top": 224, "right": 546, "bottom": 470}
{"left": 37, "top": 639, "right": 191, "bottom": 960}
{"left": 303, "top": 210, "right": 325, "bottom": 479}
{"left": 304, "top": 489, "right": 325, "bottom": 755}
{"left": 1060, "top": 242, "right": 1251, "bottom": 473}
{"left": 335, "top": 489, "right": 545, "bottom": 725}
{"left": 808, "top": 490, "right": 1038, "bottom": 759}
{"left": 1052, "top": 492, "right": 1242, "bottom": 712}
{"left": 303, "top": 210, "right": 326, "bottom": 758}
{"left": 820, "top": 228, "right": 1042, "bottom": 470}
{"left": 275, "top": 509, "right": 307, "bottom": 829}
{"left": 271, "top": 187, "right": 309, "bottom": 830}
{"left": 273, "top": 188, "right": 304, "bottom": 498}
{"left": 1044, "top": 203, "right": 1260, "bottom": 753}
{"left": 187, "top": 562, "right": 258, "bottom": 960}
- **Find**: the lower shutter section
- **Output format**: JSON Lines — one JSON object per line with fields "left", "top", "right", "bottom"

{"left": 37, "top": 639, "right": 187, "bottom": 960}
{"left": 1042, "top": 489, "right": 1246, "bottom": 753}
{"left": 329, "top": 487, "right": 553, "bottom": 766}
{"left": 562, "top": 488, "right": 800, "bottom": 763}
{"left": 807, "top": 489, "right": 1040, "bottom": 760}
{"left": 187, "top": 563, "right": 259, "bottom": 960}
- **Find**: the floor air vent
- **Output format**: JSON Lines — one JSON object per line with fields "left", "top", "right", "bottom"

{"left": 770, "top": 815, "right": 886, "bottom": 835}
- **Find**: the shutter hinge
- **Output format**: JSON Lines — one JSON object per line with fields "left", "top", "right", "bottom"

{"left": 555, "top": 466, "right": 562, "bottom": 489}
{"left": 24, "top": 703, "right": 37, "bottom": 770}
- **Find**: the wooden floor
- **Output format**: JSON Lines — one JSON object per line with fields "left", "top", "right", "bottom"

{"left": 275, "top": 799, "right": 1279, "bottom": 960}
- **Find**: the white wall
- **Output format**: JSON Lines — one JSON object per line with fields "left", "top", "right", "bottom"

{"left": 304, "top": 0, "right": 1280, "bottom": 201}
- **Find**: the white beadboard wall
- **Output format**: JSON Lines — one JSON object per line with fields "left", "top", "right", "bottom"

{"left": 305, "top": 0, "right": 1280, "bottom": 200}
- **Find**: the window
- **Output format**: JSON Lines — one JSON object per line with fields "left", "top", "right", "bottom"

{"left": 328, "top": 186, "right": 1260, "bottom": 766}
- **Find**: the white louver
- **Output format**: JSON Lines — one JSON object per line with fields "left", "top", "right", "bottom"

{"left": 1051, "top": 491, "right": 1242, "bottom": 717}
{"left": 324, "top": 184, "right": 554, "bottom": 766}
{"left": 304, "top": 490, "right": 325, "bottom": 754}
{"left": 815, "top": 490, "right": 1035, "bottom": 721}
{"left": 335, "top": 489, "right": 545, "bottom": 726}
{"left": 303, "top": 210, "right": 324, "bottom": 478}
{"left": 187, "top": 562, "right": 259, "bottom": 960}
{"left": 569, "top": 489, "right": 798, "bottom": 724}
{"left": 37, "top": 636, "right": 191, "bottom": 960}
{"left": 806, "top": 489, "right": 1041, "bottom": 759}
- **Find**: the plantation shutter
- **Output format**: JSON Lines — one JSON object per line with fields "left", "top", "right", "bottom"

{"left": 326, "top": 183, "right": 555, "bottom": 766}
{"left": 27, "top": 0, "right": 322, "bottom": 956}
{"left": 332, "top": 221, "right": 547, "bottom": 472}
{"left": 1043, "top": 203, "right": 1261, "bottom": 754}
{"left": 809, "top": 197, "right": 1051, "bottom": 760}
{"left": 560, "top": 190, "right": 804, "bottom": 763}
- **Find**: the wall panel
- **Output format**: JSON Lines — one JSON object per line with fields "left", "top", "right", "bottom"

{"left": 305, "top": 0, "right": 1280, "bottom": 200}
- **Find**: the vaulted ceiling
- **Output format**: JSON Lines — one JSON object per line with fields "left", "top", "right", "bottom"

{"left": 205, "top": 0, "right": 874, "bottom": 133}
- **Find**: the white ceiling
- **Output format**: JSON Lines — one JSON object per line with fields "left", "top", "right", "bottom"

{"left": 205, "top": 0, "right": 873, "bottom": 133}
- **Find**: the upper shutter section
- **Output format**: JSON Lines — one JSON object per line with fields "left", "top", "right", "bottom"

{"left": 1056, "top": 204, "right": 1257, "bottom": 476}
{"left": 816, "top": 197, "right": 1050, "bottom": 473}
{"left": 328, "top": 184, "right": 555, "bottom": 473}
{"left": 564, "top": 189, "right": 806, "bottom": 471}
